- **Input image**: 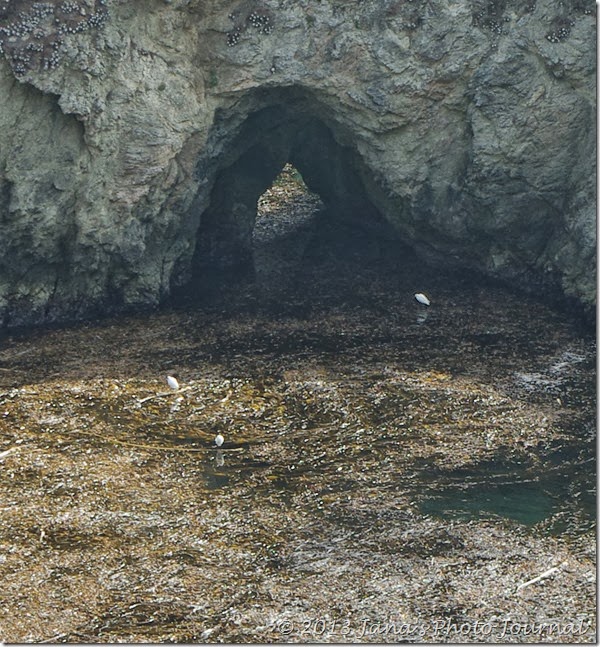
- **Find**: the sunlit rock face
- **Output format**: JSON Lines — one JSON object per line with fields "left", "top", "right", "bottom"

{"left": 0, "top": 0, "right": 595, "bottom": 326}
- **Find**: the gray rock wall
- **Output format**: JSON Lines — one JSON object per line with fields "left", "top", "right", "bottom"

{"left": 0, "top": 0, "right": 595, "bottom": 326}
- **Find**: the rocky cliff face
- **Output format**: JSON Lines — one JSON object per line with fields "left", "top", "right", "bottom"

{"left": 0, "top": 0, "right": 595, "bottom": 326}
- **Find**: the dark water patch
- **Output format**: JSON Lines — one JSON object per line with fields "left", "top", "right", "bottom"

{"left": 204, "top": 466, "right": 231, "bottom": 490}
{"left": 418, "top": 445, "right": 595, "bottom": 531}
{"left": 420, "top": 481, "right": 556, "bottom": 525}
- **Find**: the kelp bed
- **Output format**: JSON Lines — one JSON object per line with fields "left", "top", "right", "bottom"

{"left": 0, "top": 174, "right": 596, "bottom": 643}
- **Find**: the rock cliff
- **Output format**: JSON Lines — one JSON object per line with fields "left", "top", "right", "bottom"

{"left": 0, "top": 0, "right": 595, "bottom": 326}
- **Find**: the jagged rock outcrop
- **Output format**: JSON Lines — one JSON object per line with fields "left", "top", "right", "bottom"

{"left": 0, "top": 0, "right": 595, "bottom": 326}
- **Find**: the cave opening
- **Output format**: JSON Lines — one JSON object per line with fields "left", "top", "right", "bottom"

{"left": 178, "top": 91, "right": 410, "bottom": 310}
{"left": 252, "top": 163, "right": 324, "bottom": 296}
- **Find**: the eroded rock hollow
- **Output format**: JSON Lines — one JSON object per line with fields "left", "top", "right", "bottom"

{"left": 0, "top": 0, "right": 595, "bottom": 326}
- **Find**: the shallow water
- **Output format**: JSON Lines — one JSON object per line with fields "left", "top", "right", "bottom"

{"left": 419, "top": 446, "right": 595, "bottom": 528}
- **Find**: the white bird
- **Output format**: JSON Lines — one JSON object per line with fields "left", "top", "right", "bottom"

{"left": 214, "top": 434, "right": 224, "bottom": 447}
{"left": 166, "top": 375, "right": 179, "bottom": 390}
{"left": 414, "top": 293, "right": 431, "bottom": 306}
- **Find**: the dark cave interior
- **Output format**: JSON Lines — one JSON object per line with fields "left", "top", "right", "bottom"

{"left": 190, "top": 92, "right": 398, "bottom": 286}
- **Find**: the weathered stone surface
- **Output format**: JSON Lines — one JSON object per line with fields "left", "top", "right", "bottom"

{"left": 0, "top": 0, "right": 595, "bottom": 326}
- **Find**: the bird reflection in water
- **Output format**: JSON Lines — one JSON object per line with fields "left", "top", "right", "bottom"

{"left": 417, "top": 310, "right": 429, "bottom": 325}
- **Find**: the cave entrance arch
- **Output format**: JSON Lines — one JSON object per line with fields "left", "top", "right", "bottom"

{"left": 189, "top": 89, "right": 401, "bottom": 299}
